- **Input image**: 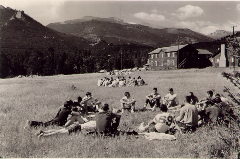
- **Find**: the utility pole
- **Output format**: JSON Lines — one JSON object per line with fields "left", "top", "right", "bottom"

{"left": 231, "top": 26, "right": 237, "bottom": 71}
{"left": 121, "top": 48, "right": 123, "bottom": 70}
{"left": 231, "top": 25, "right": 237, "bottom": 36}
{"left": 177, "top": 36, "right": 179, "bottom": 69}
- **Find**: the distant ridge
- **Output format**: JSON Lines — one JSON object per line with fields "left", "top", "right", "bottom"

{"left": 208, "top": 30, "right": 235, "bottom": 39}
{"left": 47, "top": 16, "right": 214, "bottom": 47}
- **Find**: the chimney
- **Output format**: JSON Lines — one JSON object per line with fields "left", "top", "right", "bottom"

{"left": 219, "top": 44, "right": 226, "bottom": 67}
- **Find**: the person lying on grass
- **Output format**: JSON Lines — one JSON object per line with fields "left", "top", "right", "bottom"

{"left": 143, "top": 87, "right": 161, "bottom": 111}
{"left": 27, "top": 100, "right": 73, "bottom": 128}
{"left": 138, "top": 104, "right": 174, "bottom": 133}
{"left": 37, "top": 103, "right": 121, "bottom": 137}
{"left": 37, "top": 105, "right": 95, "bottom": 137}
{"left": 163, "top": 88, "right": 178, "bottom": 108}
{"left": 120, "top": 92, "right": 136, "bottom": 113}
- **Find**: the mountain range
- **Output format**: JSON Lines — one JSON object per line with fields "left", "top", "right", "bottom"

{"left": 0, "top": 5, "right": 234, "bottom": 78}
{"left": 208, "top": 30, "right": 235, "bottom": 39}
{"left": 0, "top": 5, "right": 89, "bottom": 52}
{"left": 47, "top": 16, "right": 214, "bottom": 48}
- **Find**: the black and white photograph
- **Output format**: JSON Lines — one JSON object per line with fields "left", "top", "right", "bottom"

{"left": 0, "top": 0, "right": 239, "bottom": 158}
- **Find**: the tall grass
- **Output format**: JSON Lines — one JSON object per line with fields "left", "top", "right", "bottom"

{"left": 0, "top": 68, "right": 239, "bottom": 158}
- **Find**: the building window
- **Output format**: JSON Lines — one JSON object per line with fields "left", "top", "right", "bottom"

{"left": 172, "top": 53, "right": 175, "bottom": 57}
{"left": 151, "top": 54, "right": 154, "bottom": 59}
{"left": 167, "top": 53, "right": 170, "bottom": 57}
{"left": 167, "top": 60, "right": 170, "bottom": 65}
{"left": 161, "top": 61, "right": 163, "bottom": 66}
{"left": 155, "top": 54, "right": 158, "bottom": 58}
{"left": 162, "top": 53, "right": 164, "bottom": 58}
{"left": 147, "top": 59, "right": 150, "bottom": 64}
{"left": 155, "top": 61, "right": 157, "bottom": 66}
{"left": 217, "top": 59, "right": 219, "bottom": 63}
{"left": 172, "top": 60, "right": 174, "bottom": 65}
{"left": 232, "top": 57, "right": 234, "bottom": 62}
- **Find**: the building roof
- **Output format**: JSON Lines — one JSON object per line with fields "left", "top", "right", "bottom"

{"left": 197, "top": 49, "right": 213, "bottom": 55}
{"left": 148, "top": 44, "right": 187, "bottom": 54}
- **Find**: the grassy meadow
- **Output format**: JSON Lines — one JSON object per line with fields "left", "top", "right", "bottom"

{"left": 0, "top": 68, "right": 239, "bottom": 158}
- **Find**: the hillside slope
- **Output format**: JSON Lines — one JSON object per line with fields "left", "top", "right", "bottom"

{"left": 47, "top": 16, "right": 214, "bottom": 48}
{"left": 0, "top": 6, "right": 89, "bottom": 51}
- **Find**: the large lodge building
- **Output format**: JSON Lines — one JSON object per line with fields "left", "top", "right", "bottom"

{"left": 147, "top": 44, "right": 212, "bottom": 70}
{"left": 147, "top": 43, "right": 238, "bottom": 70}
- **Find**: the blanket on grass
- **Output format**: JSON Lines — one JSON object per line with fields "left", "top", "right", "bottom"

{"left": 138, "top": 132, "right": 176, "bottom": 141}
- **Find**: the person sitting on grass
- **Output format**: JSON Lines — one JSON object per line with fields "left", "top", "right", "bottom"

{"left": 26, "top": 100, "right": 73, "bottom": 128}
{"left": 80, "top": 92, "right": 101, "bottom": 114}
{"left": 120, "top": 92, "right": 136, "bottom": 113}
{"left": 163, "top": 88, "right": 178, "bottom": 108}
{"left": 198, "top": 93, "right": 235, "bottom": 126}
{"left": 174, "top": 96, "right": 198, "bottom": 132}
{"left": 64, "top": 102, "right": 89, "bottom": 127}
{"left": 138, "top": 104, "right": 174, "bottom": 133}
{"left": 96, "top": 103, "right": 121, "bottom": 136}
{"left": 189, "top": 92, "right": 199, "bottom": 105}
{"left": 143, "top": 87, "right": 161, "bottom": 111}
{"left": 119, "top": 78, "right": 126, "bottom": 87}
{"left": 197, "top": 90, "right": 218, "bottom": 123}
{"left": 137, "top": 76, "right": 145, "bottom": 86}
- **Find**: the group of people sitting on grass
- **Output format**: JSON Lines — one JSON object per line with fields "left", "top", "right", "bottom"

{"left": 26, "top": 88, "right": 238, "bottom": 138}
{"left": 97, "top": 76, "right": 146, "bottom": 87}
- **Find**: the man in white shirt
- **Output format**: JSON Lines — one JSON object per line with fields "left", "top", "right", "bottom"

{"left": 138, "top": 104, "right": 174, "bottom": 133}
{"left": 163, "top": 88, "right": 178, "bottom": 108}
{"left": 97, "top": 79, "right": 103, "bottom": 87}
{"left": 120, "top": 92, "right": 136, "bottom": 113}
{"left": 143, "top": 87, "right": 161, "bottom": 111}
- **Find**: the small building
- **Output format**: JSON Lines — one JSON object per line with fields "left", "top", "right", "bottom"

{"left": 197, "top": 49, "right": 213, "bottom": 68}
{"left": 147, "top": 44, "right": 209, "bottom": 70}
{"left": 210, "top": 44, "right": 238, "bottom": 68}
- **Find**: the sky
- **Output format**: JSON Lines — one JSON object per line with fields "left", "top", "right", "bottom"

{"left": 1, "top": 0, "right": 240, "bottom": 35}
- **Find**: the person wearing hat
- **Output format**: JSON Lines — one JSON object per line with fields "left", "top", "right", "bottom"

{"left": 120, "top": 92, "right": 136, "bottom": 113}
{"left": 81, "top": 92, "right": 101, "bottom": 114}
{"left": 138, "top": 104, "right": 174, "bottom": 133}
{"left": 96, "top": 103, "right": 121, "bottom": 136}
{"left": 163, "top": 88, "right": 178, "bottom": 108}
{"left": 143, "top": 87, "right": 161, "bottom": 111}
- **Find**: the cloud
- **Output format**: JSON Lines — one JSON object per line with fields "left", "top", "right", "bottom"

{"left": 151, "top": 9, "right": 158, "bottom": 14}
{"left": 175, "top": 21, "right": 218, "bottom": 35}
{"left": 172, "top": 5, "right": 204, "bottom": 20}
{"left": 134, "top": 12, "right": 165, "bottom": 21}
{"left": 48, "top": 0, "right": 66, "bottom": 20}
{"left": 199, "top": 26, "right": 220, "bottom": 35}
{"left": 236, "top": 4, "right": 240, "bottom": 11}
{"left": 175, "top": 19, "right": 240, "bottom": 35}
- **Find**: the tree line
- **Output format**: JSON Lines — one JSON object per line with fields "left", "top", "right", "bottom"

{"left": 0, "top": 44, "right": 153, "bottom": 78}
